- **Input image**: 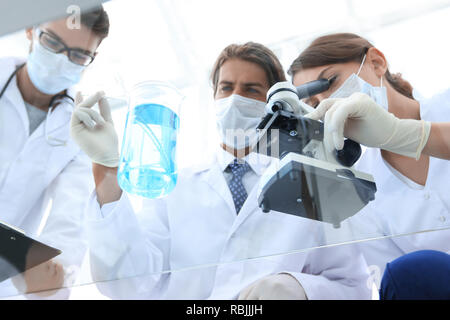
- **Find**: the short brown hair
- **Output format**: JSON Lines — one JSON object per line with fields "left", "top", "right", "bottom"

{"left": 210, "top": 42, "right": 286, "bottom": 95}
{"left": 80, "top": 6, "right": 110, "bottom": 40}
{"left": 288, "top": 33, "right": 414, "bottom": 99}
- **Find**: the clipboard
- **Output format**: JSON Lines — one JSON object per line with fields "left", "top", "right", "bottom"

{"left": 0, "top": 221, "right": 61, "bottom": 283}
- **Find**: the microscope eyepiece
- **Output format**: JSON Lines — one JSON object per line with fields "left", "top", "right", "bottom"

{"left": 296, "top": 78, "right": 331, "bottom": 100}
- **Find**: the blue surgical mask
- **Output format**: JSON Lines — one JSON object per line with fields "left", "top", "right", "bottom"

{"left": 27, "top": 29, "right": 86, "bottom": 95}
{"left": 329, "top": 55, "right": 389, "bottom": 110}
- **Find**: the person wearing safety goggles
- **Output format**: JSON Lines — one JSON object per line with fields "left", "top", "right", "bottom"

{"left": 289, "top": 33, "right": 450, "bottom": 300}
{"left": 0, "top": 7, "right": 109, "bottom": 298}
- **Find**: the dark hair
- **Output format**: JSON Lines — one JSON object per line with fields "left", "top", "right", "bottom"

{"left": 288, "top": 33, "right": 414, "bottom": 99}
{"left": 80, "top": 6, "right": 110, "bottom": 39}
{"left": 210, "top": 42, "right": 286, "bottom": 95}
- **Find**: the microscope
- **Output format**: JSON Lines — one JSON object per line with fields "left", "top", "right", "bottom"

{"left": 255, "top": 80, "right": 377, "bottom": 228}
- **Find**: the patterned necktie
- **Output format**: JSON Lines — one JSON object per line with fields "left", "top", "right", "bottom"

{"left": 227, "top": 159, "right": 252, "bottom": 214}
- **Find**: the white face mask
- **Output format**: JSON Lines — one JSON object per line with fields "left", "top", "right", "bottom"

{"left": 27, "top": 29, "right": 86, "bottom": 95}
{"left": 215, "top": 94, "right": 266, "bottom": 150}
{"left": 329, "top": 55, "right": 389, "bottom": 110}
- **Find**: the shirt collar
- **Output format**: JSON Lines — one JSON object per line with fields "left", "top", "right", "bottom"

{"left": 215, "top": 145, "right": 274, "bottom": 176}
{"left": 1, "top": 57, "right": 25, "bottom": 105}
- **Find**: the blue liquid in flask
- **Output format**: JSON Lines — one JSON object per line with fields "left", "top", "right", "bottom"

{"left": 118, "top": 103, "right": 180, "bottom": 199}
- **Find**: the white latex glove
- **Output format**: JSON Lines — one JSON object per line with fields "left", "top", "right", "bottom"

{"left": 305, "top": 92, "right": 431, "bottom": 160}
{"left": 70, "top": 91, "right": 120, "bottom": 168}
{"left": 239, "top": 274, "right": 308, "bottom": 300}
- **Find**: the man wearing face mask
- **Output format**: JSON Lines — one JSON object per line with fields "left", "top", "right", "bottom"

{"left": 0, "top": 7, "right": 109, "bottom": 298}
{"left": 72, "top": 42, "right": 372, "bottom": 300}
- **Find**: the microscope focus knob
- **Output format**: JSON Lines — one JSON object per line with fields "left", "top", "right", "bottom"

{"left": 335, "top": 139, "right": 362, "bottom": 167}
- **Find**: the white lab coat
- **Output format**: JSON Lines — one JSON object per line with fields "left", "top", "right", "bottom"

{"left": 85, "top": 150, "right": 372, "bottom": 300}
{"left": 0, "top": 57, "right": 93, "bottom": 297}
{"left": 348, "top": 88, "right": 450, "bottom": 285}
